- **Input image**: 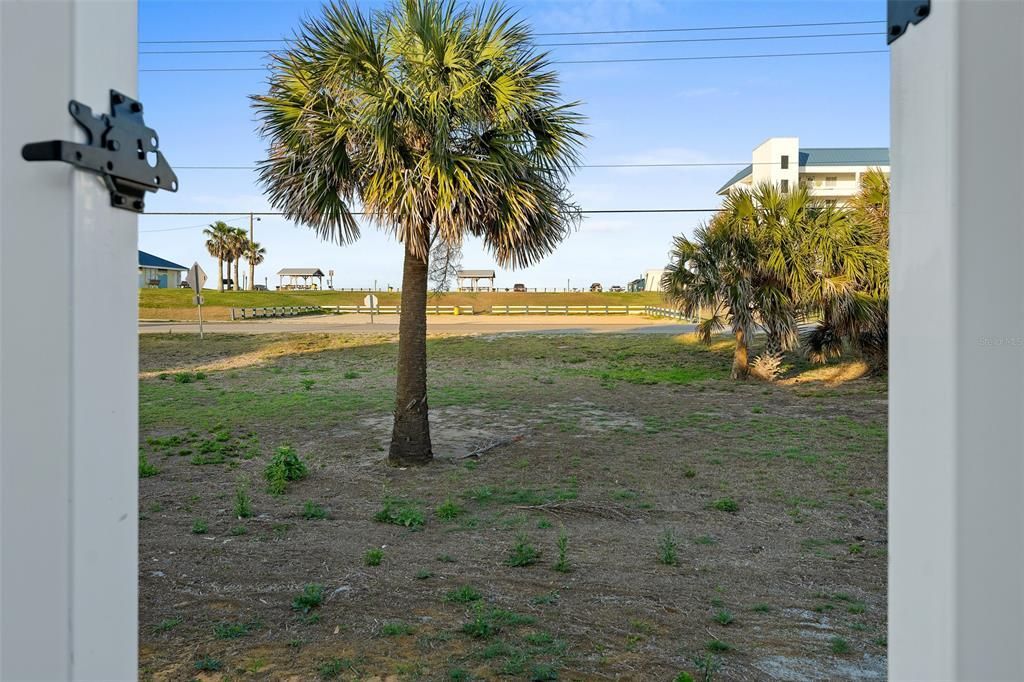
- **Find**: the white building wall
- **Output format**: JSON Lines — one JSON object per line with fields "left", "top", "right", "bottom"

{"left": 751, "top": 137, "right": 799, "bottom": 190}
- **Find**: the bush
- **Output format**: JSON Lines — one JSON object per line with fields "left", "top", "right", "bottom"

{"left": 657, "top": 529, "right": 678, "bottom": 566}
{"left": 374, "top": 499, "right": 425, "bottom": 528}
{"left": 264, "top": 446, "right": 308, "bottom": 495}
{"left": 291, "top": 584, "right": 324, "bottom": 613}
{"left": 364, "top": 548, "right": 384, "bottom": 566}
{"left": 435, "top": 497, "right": 465, "bottom": 521}
{"left": 302, "top": 500, "right": 327, "bottom": 520}
{"left": 505, "top": 534, "right": 540, "bottom": 567}
{"left": 234, "top": 481, "right": 253, "bottom": 518}
{"left": 750, "top": 353, "right": 783, "bottom": 382}
{"left": 138, "top": 452, "right": 159, "bottom": 478}
{"left": 711, "top": 497, "right": 739, "bottom": 513}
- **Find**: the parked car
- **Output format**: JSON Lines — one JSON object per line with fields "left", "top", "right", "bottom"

{"left": 254, "top": 284, "right": 268, "bottom": 291}
{"left": 178, "top": 280, "right": 191, "bottom": 288}
{"left": 590, "top": 282, "right": 602, "bottom": 292}
{"left": 609, "top": 285, "right": 624, "bottom": 292}
{"left": 513, "top": 283, "right": 526, "bottom": 292}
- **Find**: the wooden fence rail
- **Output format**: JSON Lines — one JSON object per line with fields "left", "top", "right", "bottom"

{"left": 490, "top": 304, "right": 647, "bottom": 315}
{"left": 230, "top": 306, "right": 322, "bottom": 320}
{"left": 320, "top": 305, "right": 474, "bottom": 315}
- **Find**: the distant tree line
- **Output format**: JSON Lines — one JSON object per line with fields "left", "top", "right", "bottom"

{"left": 663, "top": 169, "right": 889, "bottom": 379}
{"left": 203, "top": 221, "right": 267, "bottom": 291}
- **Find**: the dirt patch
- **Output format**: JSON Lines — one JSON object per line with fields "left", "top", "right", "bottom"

{"left": 138, "top": 333, "right": 887, "bottom": 681}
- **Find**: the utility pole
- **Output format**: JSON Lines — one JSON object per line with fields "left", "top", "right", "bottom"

{"left": 248, "top": 212, "right": 260, "bottom": 290}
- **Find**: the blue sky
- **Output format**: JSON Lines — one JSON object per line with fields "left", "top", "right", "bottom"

{"left": 138, "top": 0, "right": 889, "bottom": 290}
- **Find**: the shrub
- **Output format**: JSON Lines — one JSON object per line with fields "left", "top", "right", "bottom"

{"left": 302, "top": 500, "right": 327, "bottom": 520}
{"left": 138, "top": 452, "right": 159, "bottom": 478}
{"left": 234, "top": 481, "right": 253, "bottom": 518}
{"left": 705, "top": 639, "right": 732, "bottom": 653}
{"left": 213, "top": 621, "right": 256, "bottom": 639}
{"left": 714, "top": 609, "right": 734, "bottom": 626}
{"left": 711, "top": 497, "right": 738, "bottom": 513}
{"left": 554, "top": 530, "right": 570, "bottom": 573}
{"left": 830, "top": 636, "right": 850, "bottom": 655}
{"left": 435, "top": 497, "right": 465, "bottom": 521}
{"left": 364, "top": 548, "right": 384, "bottom": 566}
{"left": 445, "top": 585, "right": 482, "bottom": 603}
{"left": 264, "top": 446, "right": 308, "bottom": 495}
{"left": 505, "top": 534, "right": 540, "bottom": 567}
{"left": 374, "top": 499, "right": 425, "bottom": 528}
{"left": 379, "top": 621, "right": 414, "bottom": 636}
{"left": 291, "top": 584, "right": 324, "bottom": 613}
{"left": 657, "top": 529, "right": 678, "bottom": 566}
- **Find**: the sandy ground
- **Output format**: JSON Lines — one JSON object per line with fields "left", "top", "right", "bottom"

{"left": 138, "top": 333, "right": 887, "bottom": 681}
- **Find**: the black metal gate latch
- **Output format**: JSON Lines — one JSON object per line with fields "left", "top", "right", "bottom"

{"left": 21, "top": 90, "right": 178, "bottom": 213}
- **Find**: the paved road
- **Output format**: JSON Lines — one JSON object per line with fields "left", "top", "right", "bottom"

{"left": 139, "top": 313, "right": 695, "bottom": 336}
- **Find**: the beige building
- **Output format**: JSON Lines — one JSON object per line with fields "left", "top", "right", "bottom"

{"left": 718, "top": 137, "right": 889, "bottom": 203}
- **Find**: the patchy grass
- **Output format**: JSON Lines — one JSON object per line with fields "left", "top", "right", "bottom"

{"left": 139, "top": 332, "right": 887, "bottom": 679}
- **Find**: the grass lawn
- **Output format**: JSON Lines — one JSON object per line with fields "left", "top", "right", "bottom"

{"left": 139, "top": 289, "right": 666, "bottom": 321}
{"left": 138, "top": 332, "right": 887, "bottom": 681}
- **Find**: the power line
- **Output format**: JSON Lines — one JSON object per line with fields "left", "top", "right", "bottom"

{"left": 140, "top": 216, "right": 248, "bottom": 233}
{"left": 139, "top": 48, "right": 887, "bottom": 72}
{"left": 173, "top": 161, "right": 775, "bottom": 171}
{"left": 138, "top": 19, "right": 885, "bottom": 44}
{"left": 139, "top": 31, "right": 883, "bottom": 55}
{"left": 139, "top": 207, "right": 719, "bottom": 233}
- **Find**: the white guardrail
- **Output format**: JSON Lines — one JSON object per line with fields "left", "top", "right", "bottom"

{"left": 320, "top": 305, "right": 474, "bottom": 315}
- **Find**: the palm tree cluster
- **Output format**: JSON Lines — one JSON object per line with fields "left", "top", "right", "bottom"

{"left": 253, "top": 0, "right": 585, "bottom": 465}
{"left": 203, "top": 221, "right": 266, "bottom": 291}
{"left": 663, "top": 169, "right": 889, "bottom": 379}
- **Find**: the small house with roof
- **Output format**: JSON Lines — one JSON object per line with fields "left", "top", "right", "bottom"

{"left": 138, "top": 250, "right": 187, "bottom": 288}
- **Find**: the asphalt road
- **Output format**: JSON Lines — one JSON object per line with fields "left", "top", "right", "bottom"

{"left": 138, "top": 313, "right": 696, "bottom": 336}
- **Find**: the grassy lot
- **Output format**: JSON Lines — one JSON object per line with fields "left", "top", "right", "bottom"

{"left": 138, "top": 332, "right": 887, "bottom": 681}
{"left": 139, "top": 289, "right": 666, "bottom": 321}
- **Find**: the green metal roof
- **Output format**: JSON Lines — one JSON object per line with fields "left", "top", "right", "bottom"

{"left": 717, "top": 147, "right": 889, "bottom": 194}
{"left": 798, "top": 147, "right": 889, "bottom": 166}
{"left": 717, "top": 165, "right": 753, "bottom": 194}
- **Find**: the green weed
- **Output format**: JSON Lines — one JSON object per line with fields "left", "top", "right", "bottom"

{"left": 658, "top": 529, "right": 679, "bottom": 566}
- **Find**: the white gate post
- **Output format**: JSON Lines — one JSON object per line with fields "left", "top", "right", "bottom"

{"left": 0, "top": 1, "right": 138, "bottom": 679}
{"left": 890, "top": 1, "right": 1024, "bottom": 679}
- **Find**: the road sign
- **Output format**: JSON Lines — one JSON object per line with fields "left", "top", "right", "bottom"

{"left": 363, "top": 294, "right": 379, "bottom": 309}
{"left": 187, "top": 262, "right": 207, "bottom": 294}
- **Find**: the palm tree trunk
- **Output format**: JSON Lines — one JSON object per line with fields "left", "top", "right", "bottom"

{"left": 732, "top": 327, "right": 749, "bottom": 380}
{"left": 233, "top": 259, "right": 240, "bottom": 291}
{"left": 249, "top": 260, "right": 255, "bottom": 291}
{"left": 765, "top": 331, "right": 782, "bottom": 358}
{"left": 388, "top": 242, "right": 432, "bottom": 466}
{"left": 217, "top": 257, "right": 224, "bottom": 292}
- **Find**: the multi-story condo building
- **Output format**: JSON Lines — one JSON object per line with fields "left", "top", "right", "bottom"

{"left": 717, "top": 137, "right": 889, "bottom": 203}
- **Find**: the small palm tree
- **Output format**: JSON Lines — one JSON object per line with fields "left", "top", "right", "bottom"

{"left": 202, "top": 221, "right": 232, "bottom": 292}
{"left": 245, "top": 240, "right": 266, "bottom": 291}
{"left": 802, "top": 171, "right": 889, "bottom": 368}
{"left": 253, "top": 0, "right": 585, "bottom": 465}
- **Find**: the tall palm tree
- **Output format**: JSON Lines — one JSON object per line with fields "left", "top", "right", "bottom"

{"left": 202, "top": 221, "right": 232, "bottom": 292}
{"left": 245, "top": 239, "right": 267, "bottom": 291}
{"left": 253, "top": 0, "right": 585, "bottom": 465}
{"left": 228, "top": 228, "right": 248, "bottom": 291}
